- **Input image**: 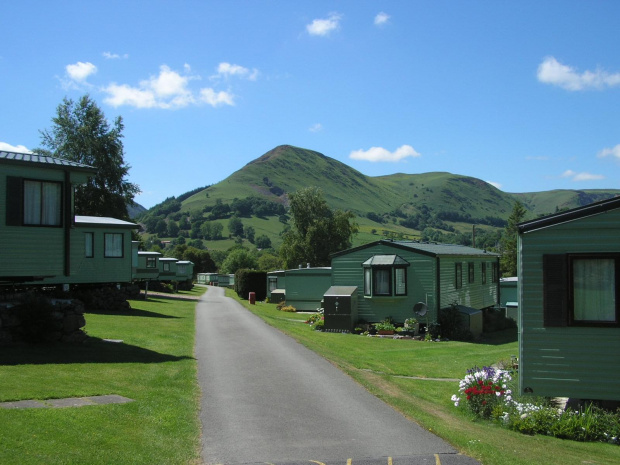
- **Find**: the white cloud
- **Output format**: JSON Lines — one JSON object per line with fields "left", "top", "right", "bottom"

{"left": 537, "top": 56, "right": 620, "bottom": 91}
{"left": 309, "top": 123, "right": 323, "bottom": 132}
{"left": 66, "top": 61, "right": 97, "bottom": 82}
{"left": 598, "top": 144, "right": 620, "bottom": 160}
{"left": 215, "top": 62, "right": 259, "bottom": 81}
{"left": 307, "top": 13, "right": 342, "bottom": 36}
{"left": 103, "top": 51, "right": 129, "bottom": 60}
{"left": 374, "top": 12, "right": 390, "bottom": 26}
{"left": 0, "top": 141, "right": 31, "bottom": 153}
{"left": 486, "top": 181, "right": 502, "bottom": 189}
{"left": 102, "top": 64, "right": 235, "bottom": 109}
{"left": 349, "top": 145, "right": 421, "bottom": 162}
{"left": 200, "top": 88, "right": 235, "bottom": 107}
{"left": 561, "top": 169, "right": 604, "bottom": 181}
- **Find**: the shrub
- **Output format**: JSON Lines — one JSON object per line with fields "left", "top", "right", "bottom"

{"left": 452, "top": 366, "right": 512, "bottom": 419}
{"left": 279, "top": 305, "right": 297, "bottom": 313}
{"left": 234, "top": 269, "right": 267, "bottom": 301}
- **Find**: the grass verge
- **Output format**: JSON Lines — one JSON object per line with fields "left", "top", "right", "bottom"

{"left": 0, "top": 287, "right": 205, "bottom": 465}
{"left": 230, "top": 290, "right": 620, "bottom": 465}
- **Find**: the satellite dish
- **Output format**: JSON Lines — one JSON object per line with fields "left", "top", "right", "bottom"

{"left": 413, "top": 302, "right": 428, "bottom": 317}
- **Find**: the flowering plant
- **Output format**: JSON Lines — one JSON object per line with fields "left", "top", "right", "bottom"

{"left": 452, "top": 366, "right": 512, "bottom": 419}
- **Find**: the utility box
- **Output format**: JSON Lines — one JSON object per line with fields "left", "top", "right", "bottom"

{"left": 323, "top": 286, "right": 358, "bottom": 331}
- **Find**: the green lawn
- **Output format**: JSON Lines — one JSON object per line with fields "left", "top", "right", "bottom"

{"left": 0, "top": 288, "right": 205, "bottom": 465}
{"left": 230, "top": 290, "right": 620, "bottom": 465}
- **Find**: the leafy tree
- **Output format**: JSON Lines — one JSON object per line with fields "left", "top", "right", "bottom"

{"left": 255, "top": 234, "right": 272, "bottom": 249}
{"left": 244, "top": 225, "right": 255, "bottom": 244}
{"left": 257, "top": 252, "right": 282, "bottom": 272}
{"left": 167, "top": 220, "right": 179, "bottom": 237}
{"left": 37, "top": 95, "right": 139, "bottom": 220}
{"left": 181, "top": 247, "right": 216, "bottom": 274}
{"left": 228, "top": 216, "right": 244, "bottom": 237}
{"left": 280, "top": 187, "right": 358, "bottom": 268}
{"left": 221, "top": 248, "right": 257, "bottom": 274}
{"left": 499, "top": 201, "right": 527, "bottom": 276}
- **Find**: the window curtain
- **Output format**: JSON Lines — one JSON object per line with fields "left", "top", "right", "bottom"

{"left": 364, "top": 268, "right": 371, "bottom": 295}
{"left": 105, "top": 234, "right": 123, "bottom": 257}
{"left": 395, "top": 268, "right": 406, "bottom": 295}
{"left": 85, "top": 233, "right": 94, "bottom": 257}
{"left": 42, "top": 182, "right": 61, "bottom": 225}
{"left": 23, "top": 180, "right": 41, "bottom": 224}
{"left": 573, "top": 258, "right": 615, "bottom": 321}
{"left": 374, "top": 269, "right": 390, "bottom": 295}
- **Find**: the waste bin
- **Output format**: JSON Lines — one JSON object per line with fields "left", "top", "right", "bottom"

{"left": 249, "top": 292, "right": 256, "bottom": 305}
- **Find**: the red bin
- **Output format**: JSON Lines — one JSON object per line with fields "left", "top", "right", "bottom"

{"left": 249, "top": 292, "right": 256, "bottom": 305}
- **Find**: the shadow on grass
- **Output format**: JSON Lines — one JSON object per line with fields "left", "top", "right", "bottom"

{"left": 0, "top": 336, "right": 194, "bottom": 365}
{"left": 86, "top": 307, "right": 181, "bottom": 319}
{"left": 139, "top": 293, "right": 201, "bottom": 303}
{"left": 477, "top": 328, "right": 518, "bottom": 345}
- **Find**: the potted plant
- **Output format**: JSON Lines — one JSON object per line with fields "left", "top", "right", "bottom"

{"left": 404, "top": 317, "right": 419, "bottom": 336}
{"left": 374, "top": 319, "right": 396, "bottom": 335}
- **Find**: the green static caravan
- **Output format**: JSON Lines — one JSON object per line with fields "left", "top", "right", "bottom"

{"left": 158, "top": 257, "right": 178, "bottom": 282}
{"left": 176, "top": 260, "right": 195, "bottom": 290}
{"left": 134, "top": 251, "right": 162, "bottom": 281}
{"left": 283, "top": 266, "right": 332, "bottom": 311}
{"left": 330, "top": 239, "right": 499, "bottom": 326}
{"left": 176, "top": 261, "right": 194, "bottom": 282}
{"left": 517, "top": 197, "right": 620, "bottom": 402}
{"left": 196, "top": 272, "right": 219, "bottom": 285}
{"left": 0, "top": 151, "right": 95, "bottom": 284}
{"left": 499, "top": 277, "right": 519, "bottom": 324}
{"left": 44, "top": 215, "right": 138, "bottom": 286}
{"left": 217, "top": 274, "right": 234, "bottom": 288}
{"left": 266, "top": 270, "right": 286, "bottom": 302}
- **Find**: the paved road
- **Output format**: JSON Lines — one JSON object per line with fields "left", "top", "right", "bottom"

{"left": 196, "top": 286, "right": 479, "bottom": 465}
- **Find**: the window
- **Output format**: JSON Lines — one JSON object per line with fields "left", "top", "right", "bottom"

{"left": 468, "top": 262, "right": 475, "bottom": 284}
{"left": 481, "top": 262, "right": 487, "bottom": 284}
{"left": 374, "top": 268, "right": 391, "bottom": 295}
{"left": 163, "top": 262, "right": 171, "bottom": 271}
{"left": 268, "top": 277, "right": 278, "bottom": 292}
{"left": 23, "top": 180, "right": 62, "bottom": 226}
{"left": 85, "top": 233, "right": 94, "bottom": 258}
{"left": 104, "top": 233, "right": 123, "bottom": 258}
{"left": 146, "top": 257, "right": 157, "bottom": 268}
{"left": 455, "top": 263, "right": 463, "bottom": 289}
{"left": 395, "top": 268, "right": 407, "bottom": 296}
{"left": 543, "top": 253, "right": 620, "bottom": 327}
{"left": 177, "top": 264, "right": 187, "bottom": 274}
{"left": 362, "top": 254, "right": 409, "bottom": 297}
{"left": 573, "top": 258, "right": 616, "bottom": 323}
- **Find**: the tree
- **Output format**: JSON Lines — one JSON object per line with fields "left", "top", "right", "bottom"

{"left": 280, "top": 187, "right": 358, "bottom": 268}
{"left": 255, "top": 234, "right": 272, "bottom": 249}
{"left": 244, "top": 225, "right": 255, "bottom": 244}
{"left": 499, "top": 201, "right": 527, "bottom": 276}
{"left": 228, "top": 216, "right": 244, "bottom": 237}
{"left": 221, "top": 248, "right": 258, "bottom": 274}
{"left": 37, "top": 95, "right": 139, "bottom": 220}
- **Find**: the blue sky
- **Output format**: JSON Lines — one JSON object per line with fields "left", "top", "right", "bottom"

{"left": 2, "top": 1, "right": 620, "bottom": 209}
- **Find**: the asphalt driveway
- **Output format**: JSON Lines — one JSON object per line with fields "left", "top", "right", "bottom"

{"left": 195, "top": 286, "right": 479, "bottom": 465}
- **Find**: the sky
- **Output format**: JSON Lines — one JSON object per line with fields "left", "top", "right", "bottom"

{"left": 2, "top": 1, "right": 620, "bottom": 209}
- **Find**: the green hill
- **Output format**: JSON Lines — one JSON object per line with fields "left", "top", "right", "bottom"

{"left": 139, "top": 145, "right": 620, "bottom": 251}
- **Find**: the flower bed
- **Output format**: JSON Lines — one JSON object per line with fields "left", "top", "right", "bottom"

{"left": 452, "top": 366, "right": 620, "bottom": 445}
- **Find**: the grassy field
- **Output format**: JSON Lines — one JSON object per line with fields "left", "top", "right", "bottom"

{"left": 0, "top": 288, "right": 205, "bottom": 465}
{"left": 228, "top": 289, "right": 620, "bottom": 465}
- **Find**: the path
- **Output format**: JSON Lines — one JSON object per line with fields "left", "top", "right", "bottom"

{"left": 195, "top": 286, "right": 479, "bottom": 465}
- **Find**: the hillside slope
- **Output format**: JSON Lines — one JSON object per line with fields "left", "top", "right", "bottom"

{"left": 141, "top": 145, "right": 620, "bottom": 250}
